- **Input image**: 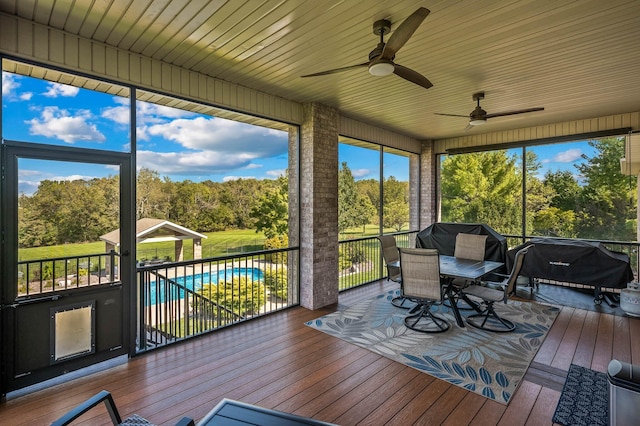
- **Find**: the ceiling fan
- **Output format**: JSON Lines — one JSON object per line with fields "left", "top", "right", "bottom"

{"left": 435, "top": 92, "right": 544, "bottom": 129}
{"left": 300, "top": 7, "right": 433, "bottom": 90}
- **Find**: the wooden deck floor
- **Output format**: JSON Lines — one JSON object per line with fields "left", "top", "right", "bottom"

{"left": 1, "top": 280, "right": 639, "bottom": 425}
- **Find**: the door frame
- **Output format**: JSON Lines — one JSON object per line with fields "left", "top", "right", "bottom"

{"left": 1, "top": 140, "right": 135, "bottom": 396}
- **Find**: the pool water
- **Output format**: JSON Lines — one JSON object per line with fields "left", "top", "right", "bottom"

{"left": 145, "top": 267, "right": 264, "bottom": 305}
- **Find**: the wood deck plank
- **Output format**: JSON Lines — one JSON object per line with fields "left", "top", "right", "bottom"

{"left": 497, "top": 381, "right": 540, "bottom": 426}
{"left": 384, "top": 378, "right": 451, "bottom": 426}
{"left": 440, "top": 391, "right": 486, "bottom": 426}
{"left": 591, "top": 313, "right": 614, "bottom": 372}
{"left": 525, "top": 386, "right": 561, "bottom": 426}
{"left": 550, "top": 308, "right": 586, "bottom": 371}
{"left": 355, "top": 373, "right": 434, "bottom": 426}
{"left": 630, "top": 318, "right": 640, "bottom": 363}
{"left": 612, "top": 315, "right": 632, "bottom": 363}
{"left": 572, "top": 309, "right": 600, "bottom": 368}
{"left": 533, "top": 306, "right": 573, "bottom": 365}
{"left": 1, "top": 280, "right": 638, "bottom": 426}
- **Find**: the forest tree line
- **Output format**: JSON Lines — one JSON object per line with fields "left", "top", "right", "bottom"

{"left": 18, "top": 168, "right": 286, "bottom": 248}
{"left": 441, "top": 137, "right": 637, "bottom": 241}
{"left": 18, "top": 162, "right": 410, "bottom": 248}
{"left": 17, "top": 137, "right": 636, "bottom": 249}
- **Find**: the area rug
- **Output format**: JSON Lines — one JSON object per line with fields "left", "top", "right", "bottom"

{"left": 552, "top": 364, "right": 608, "bottom": 426}
{"left": 305, "top": 289, "right": 559, "bottom": 404}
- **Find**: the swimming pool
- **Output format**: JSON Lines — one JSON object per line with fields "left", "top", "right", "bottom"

{"left": 145, "top": 267, "right": 264, "bottom": 305}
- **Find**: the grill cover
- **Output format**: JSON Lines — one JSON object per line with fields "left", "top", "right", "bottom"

{"left": 507, "top": 237, "right": 633, "bottom": 288}
{"left": 415, "top": 222, "right": 507, "bottom": 263}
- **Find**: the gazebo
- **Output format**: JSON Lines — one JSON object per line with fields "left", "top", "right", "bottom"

{"left": 100, "top": 218, "right": 208, "bottom": 264}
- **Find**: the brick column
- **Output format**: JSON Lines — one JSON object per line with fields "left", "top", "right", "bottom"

{"left": 419, "top": 140, "right": 437, "bottom": 228}
{"left": 299, "top": 103, "right": 339, "bottom": 309}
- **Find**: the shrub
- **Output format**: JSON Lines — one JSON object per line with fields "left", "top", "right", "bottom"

{"left": 264, "top": 265, "right": 288, "bottom": 300}
{"left": 264, "top": 234, "right": 288, "bottom": 264}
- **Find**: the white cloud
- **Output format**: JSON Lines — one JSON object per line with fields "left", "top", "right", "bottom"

{"left": 146, "top": 116, "right": 287, "bottom": 156}
{"left": 43, "top": 82, "right": 80, "bottom": 97}
{"left": 18, "top": 174, "right": 96, "bottom": 196}
{"left": 18, "top": 179, "right": 39, "bottom": 196}
{"left": 2, "top": 72, "right": 20, "bottom": 95}
{"left": 101, "top": 105, "right": 130, "bottom": 125}
{"left": 20, "top": 92, "right": 33, "bottom": 100}
{"left": 223, "top": 175, "right": 256, "bottom": 182}
{"left": 351, "top": 168, "right": 372, "bottom": 178}
{"left": 551, "top": 148, "right": 582, "bottom": 163}
{"left": 266, "top": 169, "right": 286, "bottom": 178}
{"left": 137, "top": 149, "right": 258, "bottom": 175}
{"left": 27, "top": 106, "right": 106, "bottom": 144}
{"left": 52, "top": 174, "right": 94, "bottom": 182}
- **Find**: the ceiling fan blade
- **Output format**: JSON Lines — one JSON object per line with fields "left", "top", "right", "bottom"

{"left": 434, "top": 113, "right": 469, "bottom": 118}
{"left": 301, "top": 62, "right": 369, "bottom": 77}
{"left": 485, "top": 107, "right": 544, "bottom": 119}
{"left": 380, "top": 7, "right": 430, "bottom": 60}
{"left": 393, "top": 64, "right": 433, "bottom": 89}
{"left": 463, "top": 123, "right": 474, "bottom": 132}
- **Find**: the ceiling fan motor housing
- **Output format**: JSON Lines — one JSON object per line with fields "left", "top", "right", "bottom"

{"left": 372, "top": 19, "right": 391, "bottom": 36}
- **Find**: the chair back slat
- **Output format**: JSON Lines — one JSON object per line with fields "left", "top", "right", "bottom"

{"left": 378, "top": 235, "right": 399, "bottom": 263}
{"left": 399, "top": 248, "right": 441, "bottom": 300}
{"left": 505, "top": 245, "right": 532, "bottom": 295}
{"left": 454, "top": 233, "right": 488, "bottom": 261}
{"left": 378, "top": 235, "right": 401, "bottom": 282}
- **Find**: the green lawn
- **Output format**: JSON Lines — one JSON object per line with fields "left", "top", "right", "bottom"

{"left": 19, "top": 225, "right": 410, "bottom": 262}
{"left": 19, "top": 229, "right": 267, "bottom": 262}
{"left": 339, "top": 224, "right": 409, "bottom": 239}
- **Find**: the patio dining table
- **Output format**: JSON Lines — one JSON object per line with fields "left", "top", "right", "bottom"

{"left": 439, "top": 255, "right": 504, "bottom": 327}
{"left": 390, "top": 254, "right": 504, "bottom": 327}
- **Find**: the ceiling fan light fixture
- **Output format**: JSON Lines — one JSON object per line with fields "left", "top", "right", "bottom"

{"left": 469, "top": 118, "right": 487, "bottom": 125}
{"left": 369, "top": 61, "right": 395, "bottom": 76}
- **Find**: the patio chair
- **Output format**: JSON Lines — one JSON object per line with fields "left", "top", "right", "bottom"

{"left": 378, "top": 235, "right": 411, "bottom": 308}
{"left": 454, "top": 233, "right": 488, "bottom": 261}
{"left": 460, "top": 245, "right": 532, "bottom": 332}
{"left": 378, "top": 235, "right": 401, "bottom": 282}
{"left": 445, "top": 233, "right": 489, "bottom": 307}
{"left": 399, "top": 248, "right": 450, "bottom": 333}
{"left": 51, "top": 390, "right": 195, "bottom": 426}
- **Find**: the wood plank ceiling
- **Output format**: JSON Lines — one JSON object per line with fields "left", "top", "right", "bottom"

{"left": 1, "top": 0, "right": 640, "bottom": 140}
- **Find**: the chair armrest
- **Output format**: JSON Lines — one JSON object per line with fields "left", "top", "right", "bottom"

{"left": 51, "top": 390, "right": 121, "bottom": 426}
{"left": 175, "top": 417, "right": 195, "bottom": 426}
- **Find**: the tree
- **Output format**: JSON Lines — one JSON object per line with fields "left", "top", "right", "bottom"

{"left": 575, "top": 137, "right": 637, "bottom": 240}
{"left": 441, "top": 151, "right": 522, "bottom": 234}
{"left": 338, "top": 162, "right": 359, "bottom": 233}
{"left": 383, "top": 176, "right": 409, "bottom": 231}
{"left": 356, "top": 179, "right": 380, "bottom": 221}
{"left": 339, "top": 163, "right": 379, "bottom": 235}
{"left": 533, "top": 207, "right": 577, "bottom": 237}
{"left": 136, "top": 168, "right": 168, "bottom": 220}
{"left": 250, "top": 175, "right": 288, "bottom": 239}
{"left": 544, "top": 170, "right": 580, "bottom": 212}
{"left": 383, "top": 200, "right": 410, "bottom": 231}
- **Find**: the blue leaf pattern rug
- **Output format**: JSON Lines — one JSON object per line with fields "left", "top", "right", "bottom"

{"left": 305, "top": 289, "right": 560, "bottom": 405}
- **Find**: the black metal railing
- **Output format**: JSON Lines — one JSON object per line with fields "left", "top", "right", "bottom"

{"left": 17, "top": 250, "right": 119, "bottom": 297}
{"left": 338, "top": 231, "right": 418, "bottom": 291}
{"left": 137, "top": 247, "right": 298, "bottom": 352}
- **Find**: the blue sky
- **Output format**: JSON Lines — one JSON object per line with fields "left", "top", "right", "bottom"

{"left": 3, "top": 70, "right": 595, "bottom": 195}
{"left": 2, "top": 72, "right": 289, "bottom": 194}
